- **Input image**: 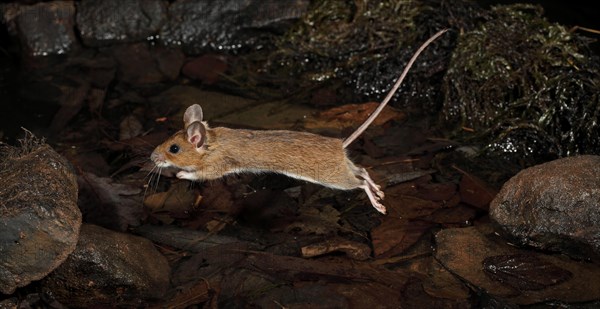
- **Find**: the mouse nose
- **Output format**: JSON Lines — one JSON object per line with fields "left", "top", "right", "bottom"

{"left": 150, "top": 150, "right": 163, "bottom": 163}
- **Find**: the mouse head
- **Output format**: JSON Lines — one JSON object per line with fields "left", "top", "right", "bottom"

{"left": 151, "top": 104, "right": 208, "bottom": 168}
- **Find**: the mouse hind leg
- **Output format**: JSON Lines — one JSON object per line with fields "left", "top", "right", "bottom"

{"left": 346, "top": 159, "right": 386, "bottom": 214}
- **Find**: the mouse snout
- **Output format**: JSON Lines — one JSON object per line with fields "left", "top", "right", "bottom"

{"left": 150, "top": 150, "right": 164, "bottom": 163}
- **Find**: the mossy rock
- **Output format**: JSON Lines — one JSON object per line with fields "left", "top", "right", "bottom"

{"left": 442, "top": 4, "right": 600, "bottom": 156}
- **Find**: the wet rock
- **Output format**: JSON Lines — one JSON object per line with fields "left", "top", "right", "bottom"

{"left": 1, "top": 1, "right": 77, "bottom": 56}
{"left": 0, "top": 135, "right": 81, "bottom": 294}
{"left": 108, "top": 43, "right": 184, "bottom": 85}
{"left": 42, "top": 224, "right": 170, "bottom": 307}
{"left": 490, "top": 155, "right": 600, "bottom": 260}
{"left": 435, "top": 226, "right": 600, "bottom": 305}
{"left": 160, "top": 0, "right": 309, "bottom": 54}
{"left": 76, "top": 0, "right": 167, "bottom": 47}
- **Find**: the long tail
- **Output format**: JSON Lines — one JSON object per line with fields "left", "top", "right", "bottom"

{"left": 342, "top": 28, "right": 449, "bottom": 148}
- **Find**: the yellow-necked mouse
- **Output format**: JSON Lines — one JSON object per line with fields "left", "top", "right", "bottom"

{"left": 151, "top": 29, "right": 448, "bottom": 214}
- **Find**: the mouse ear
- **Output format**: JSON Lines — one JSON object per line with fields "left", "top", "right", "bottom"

{"left": 186, "top": 121, "right": 206, "bottom": 148}
{"left": 184, "top": 104, "right": 203, "bottom": 128}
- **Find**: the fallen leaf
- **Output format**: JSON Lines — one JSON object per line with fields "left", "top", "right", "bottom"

{"left": 78, "top": 172, "right": 143, "bottom": 231}
{"left": 422, "top": 260, "right": 471, "bottom": 300}
{"left": 145, "top": 182, "right": 199, "bottom": 223}
{"left": 415, "top": 182, "right": 458, "bottom": 202}
{"left": 386, "top": 194, "right": 444, "bottom": 219}
{"left": 304, "top": 102, "right": 405, "bottom": 132}
{"left": 205, "top": 219, "right": 228, "bottom": 233}
{"left": 241, "top": 252, "right": 410, "bottom": 288}
{"left": 371, "top": 218, "right": 433, "bottom": 257}
{"left": 119, "top": 114, "right": 143, "bottom": 140}
{"left": 285, "top": 204, "right": 341, "bottom": 235}
{"left": 422, "top": 204, "right": 477, "bottom": 227}
{"left": 301, "top": 238, "right": 371, "bottom": 260}
{"left": 161, "top": 280, "right": 213, "bottom": 309}
{"left": 182, "top": 54, "right": 228, "bottom": 85}
{"left": 483, "top": 254, "right": 573, "bottom": 291}
{"left": 455, "top": 166, "right": 498, "bottom": 210}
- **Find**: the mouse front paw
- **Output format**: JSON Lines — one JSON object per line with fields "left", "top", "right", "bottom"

{"left": 176, "top": 170, "right": 198, "bottom": 180}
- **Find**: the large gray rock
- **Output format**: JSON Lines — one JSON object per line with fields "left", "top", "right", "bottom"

{"left": 42, "top": 224, "right": 170, "bottom": 307}
{"left": 160, "top": 0, "right": 309, "bottom": 54}
{"left": 1, "top": 1, "right": 77, "bottom": 56}
{"left": 76, "top": 0, "right": 167, "bottom": 46}
{"left": 490, "top": 155, "right": 600, "bottom": 260}
{"left": 0, "top": 137, "right": 81, "bottom": 294}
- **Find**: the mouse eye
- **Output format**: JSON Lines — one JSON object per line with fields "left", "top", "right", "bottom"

{"left": 169, "top": 144, "right": 180, "bottom": 154}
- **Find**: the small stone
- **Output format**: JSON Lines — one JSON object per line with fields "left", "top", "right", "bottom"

{"left": 0, "top": 135, "right": 81, "bottom": 294}
{"left": 76, "top": 0, "right": 166, "bottom": 46}
{"left": 43, "top": 224, "right": 170, "bottom": 307}
{"left": 490, "top": 155, "right": 600, "bottom": 260}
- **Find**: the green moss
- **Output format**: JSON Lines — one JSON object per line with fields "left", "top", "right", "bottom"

{"left": 443, "top": 4, "right": 600, "bottom": 156}
{"left": 225, "top": 0, "right": 476, "bottom": 105}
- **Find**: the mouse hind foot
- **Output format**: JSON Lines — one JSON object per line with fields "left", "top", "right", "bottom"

{"left": 347, "top": 161, "right": 386, "bottom": 214}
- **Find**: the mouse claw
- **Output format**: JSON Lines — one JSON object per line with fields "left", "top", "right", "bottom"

{"left": 362, "top": 184, "right": 386, "bottom": 214}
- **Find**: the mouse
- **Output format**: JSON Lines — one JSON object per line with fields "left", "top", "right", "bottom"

{"left": 150, "top": 29, "right": 448, "bottom": 214}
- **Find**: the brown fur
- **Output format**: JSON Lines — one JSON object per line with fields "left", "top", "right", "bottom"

{"left": 153, "top": 125, "right": 364, "bottom": 190}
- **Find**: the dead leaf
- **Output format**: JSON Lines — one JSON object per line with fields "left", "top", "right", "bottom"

{"left": 199, "top": 182, "right": 236, "bottom": 213}
{"left": 455, "top": 166, "right": 498, "bottom": 210}
{"left": 422, "top": 260, "right": 471, "bottom": 300}
{"left": 301, "top": 238, "right": 371, "bottom": 260}
{"left": 144, "top": 182, "right": 198, "bottom": 223}
{"left": 371, "top": 218, "right": 433, "bottom": 257}
{"left": 304, "top": 102, "right": 405, "bottom": 132}
{"left": 205, "top": 219, "right": 228, "bottom": 233}
{"left": 386, "top": 195, "right": 444, "bottom": 219}
{"left": 415, "top": 182, "right": 458, "bottom": 202}
{"left": 483, "top": 254, "right": 573, "bottom": 291}
{"left": 78, "top": 172, "right": 143, "bottom": 231}
{"left": 241, "top": 252, "right": 410, "bottom": 288}
{"left": 285, "top": 204, "right": 341, "bottom": 235}
{"left": 423, "top": 204, "right": 477, "bottom": 227}
{"left": 329, "top": 282, "right": 403, "bottom": 308}
{"left": 159, "top": 280, "right": 214, "bottom": 309}
{"left": 181, "top": 54, "right": 228, "bottom": 85}
{"left": 119, "top": 114, "right": 143, "bottom": 140}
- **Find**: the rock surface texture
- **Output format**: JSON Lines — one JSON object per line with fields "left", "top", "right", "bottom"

{"left": 0, "top": 138, "right": 81, "bottom": 294}
{"left": 0, "top": 1, "right": 77, "bottom": 56}
{"left": 490, "top": 155, "right": 600, "bottom": 260}
{"left": 42, "top": 224, "right": 170, "bottom": 307}
{"left": 160, "top": 0, "right": 309, "bottom": 53}
{"left": 76, "top": 0, "right": 167, "bottom": 46}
